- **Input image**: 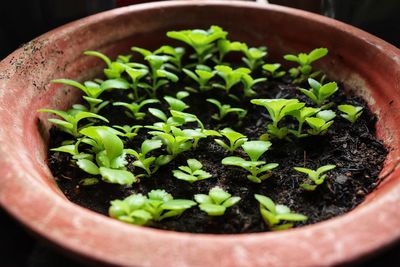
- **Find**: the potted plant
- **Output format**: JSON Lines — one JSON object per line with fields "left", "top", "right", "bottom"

{"left": 0, "top": 1, "right": 399, "bottom": 266}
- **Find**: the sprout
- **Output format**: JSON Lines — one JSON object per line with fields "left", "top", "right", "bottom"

{"left": 84, "top": 50, "right": 126, "bottom": 79}
{"left": 241, "top": 73, "right": 267, "bottom": 97}
{"left": 52, "top": 78, "right": 130, "bottom": 113}
{"left": 132, "top": 48, "right": 179, "bottom": 97}
{"left": 113, "top": 125, "right": 142, "bottom": 141}
{"left": 284, "top": 48, "right": 328, "bottom": 83}
{"left": 214, "top": 65, "right": 251, "bottom": 94}
{"left": 109, "top": 194, "right": 153, "bottom": 225}
{"left": 38, "top": 108, "right": 109, "bottom": 137}
{"left": 206, "top": 98, "right": 247, "bottom": 121}
{"left": 164, "top": 91, "right": 190, "bottom": 112}
{"left": 305, "top": 110, "right": 335, "bottom": 135}
{"left": 288, "top": 107, "right": 320, "bottom": 138}
{"left": 242, "top": 46, "right": 267, "bottom": 71}
{"left": 172, "top": 159, "right": 212, "bottom": 183}
{"left": 109, "top": 189, "right": 196, "bottom": 225}
{"left": 217, "top": 39, "right": 247, "bottom": 63}
{"left": 251, "top": 99, "right": 305, "bottom": 139}
{"left": 222, "top": 141, "right": 278, "bottom": 183}
{"left": 299, "top": 78, "right": 338, "bottom": 107}
{"left": 126, "top": 139, "right": 163, "bottom": 176}
{"left": 78, "top": 126, "right": 136, "bottom": 185}
{"left": 262, "top": 63, "right": 286, "bottom": 78}
{"left": 195, "top": 186, "right": 241, "bottom": 216}
{"left": 148, "top": 126, "right": 194, "bottom": 163}
{"left": 124, "top": 65, "right": 149, "bottom": 100}
{"left": 166, "top": 25, "right": 227, "bottom": 64}
{"left": 181, "top": 128, "right": 220, "bottom": 149}
{"left": 294, "top": 164, "right": 336, "bottom": 191}
{"left": 254, "top": 194, "right": 307, "bottom": 230}
{"left": 183, "top": 66, "right": 216, "bottom": 92}
{"left": 113, "top": 99, "right": 160, "bottom": 120}
{"left": 214, "top": 128, "right": 248, "bottom": 154}
{"left": 338, "top": 104, "right": 363, "bottom": 123}
{"left": 154, "top": 45, "right": 185, "bottom": 70}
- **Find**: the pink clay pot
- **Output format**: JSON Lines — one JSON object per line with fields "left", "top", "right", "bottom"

{"left": 0, "top": 1, "right": 399, "bottom": 266}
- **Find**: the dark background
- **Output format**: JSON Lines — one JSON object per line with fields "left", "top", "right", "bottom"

{"left": 0, "top": 1, "right": 399, "bottom": 266}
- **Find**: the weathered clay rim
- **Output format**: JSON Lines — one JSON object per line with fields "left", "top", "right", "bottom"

{"left": 0, "top": 1, "right": 399, "bottom": 266}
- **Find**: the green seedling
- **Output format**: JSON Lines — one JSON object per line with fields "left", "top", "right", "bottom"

{"left": 146, "top": 109, "right": 203, "bottom": 134}
{"left": 132, "top": 48, "right": 179, "bottom": 97}
{"left": 216, "top": 39, "right": 247, "bottom": 63}
{"left": 338, "top": 104, "right": 363, "bottom": 123}
{"left": 113, "top": 99, "right": 159, "bottom": 120}
{"left": 183, "top": 66, "right": 216, "bottom": 92}
{"left": 294, "top": 164, "right": 336, "bottom": 191}
{"left": 113, "top": 125, "right": 142, "bottom": 141}
{"left": 214, "top": 65, "right": 251, "bottom": 94}
{"left": 305, "top": 110, "right": 335, "bottom": 135}
{"left": 116, "top": 54, "right": 132, "bottom": 63}
{"left": 222, "top": 141, "right": 279, "bottom": 183}
{"left": 109, "top": 194, "right": 153, "bottom": 225}
{"left": 84, "top": 50, "right": 126, "bottom": 79}
{"left": 288, "top": 107, "right": 320, "bottom": 138}
{"left": 148, "top": 126, "right": 194, "bottom": 164}
{"left": 172, "top": 159, "right": 212, "bottom": 183}
{"left": 241, "top": 73, "right": 267, "bottom": 97}
{"left": 181, "top": 128, "right": 220, "bottom": 149}
{"left": 170, "top": 110, "right": 206, "bottom": 131}
{"left": 207, "top": 98, "right": 247, "bottom": 121}
{"left": 195, "top": 186, "right": 241, "bottom": 216}
{"left": 52, "top": 78, "right": 130, "bottom": 113}
{"left": 251, "top": 99, "right": 305, "bottom": 139}
{"left": 284, "top": 48, "right": 328, "bottom": 83}
{"left": 167, "top": 25, "right": 227, "bottom": 64}
{"left": 164, "top": 91, "right": 190, "bottom": 111}
{"left": 242, "top": 46, "right": 267, "bottom": 71}
{"left": 78, "top": 126, "right": 136, "bottom": 185}
{"left": 124, "top": 65, "right": 149, "bottom": 100}
{"left": 262, "top": 63, "right": 286, "bottom": 78}
{"left": 214, "top": 128, "right": 248, "bottom": 154}
{"left": 154, "top": 45, "right": 185, "bottom": 70}
{"left": 254, "top": 194, "right": 307, "bottom": 230}
{"left": 299, "top": 78, "right": 338, "bottom": 107}
{"left": 109, "top": 189, "right": 196, "bottom": 225}
{"left": 126, "top": 139, "right": 163, "bottom": 176}
{"left": 38, "top": 108, "right": 109, "bottom": 137}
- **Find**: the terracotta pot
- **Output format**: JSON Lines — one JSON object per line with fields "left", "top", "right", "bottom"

{"left": 0, "top": 1, "right": 399, "bottom": 266}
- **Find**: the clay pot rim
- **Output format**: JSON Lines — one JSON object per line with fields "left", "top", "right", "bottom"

{"left": 0, "top": 1, "right": 399, "bottom": 266}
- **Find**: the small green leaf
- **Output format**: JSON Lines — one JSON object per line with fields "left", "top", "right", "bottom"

{"left": 141, "top": 139, "right": 162, "bottom": 156}
{"left": 194, "top": 194, "right": 212, "bottom": 204}
{"left": 77, "top": 159, "right": 100, "bottom": 175}
{"left": 222, "top": 197, "right": 241, "bottom": 208}
{"left": 199, "top": 203, "right": 226, "bottom": 216}
{"left": 162, "top": 199, "right": 196, "bottom": 210}
{"left": 99, "top": 167, "right": 136, "bottom": 185}
{"left": 209, "top": 187, "right": 231, "bottom": 205}
{"left": 254, "top": 194, "right": 276, "bottom": 213}
{"left": 241, "top": 141, "right": 272, "bottom": 162}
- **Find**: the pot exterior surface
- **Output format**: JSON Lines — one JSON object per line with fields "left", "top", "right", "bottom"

{"left": 0, "top": 1, "right": 399, "bottom": 267}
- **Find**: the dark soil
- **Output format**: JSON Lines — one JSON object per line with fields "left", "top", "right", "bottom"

{"left": 48, "top": 73, "right": 388, "bottom": 234}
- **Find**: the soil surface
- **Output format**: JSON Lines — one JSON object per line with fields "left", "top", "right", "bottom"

{"left": 48, "top": 71, "right": 387, "bottom": 234}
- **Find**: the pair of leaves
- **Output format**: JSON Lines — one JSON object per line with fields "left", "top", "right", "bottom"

{"left": 172, "top": 159, "right": 212, "bottom": 183}
{"left": 255, "top": 194, "right": 307, "bottom": 230}
{"left": 194, "top": 187, "right": 241, "bottom": 216}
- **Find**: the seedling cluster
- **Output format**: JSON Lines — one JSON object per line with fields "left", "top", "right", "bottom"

{"left": 40, "top": 25, "right": 365, "bottom": 232}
